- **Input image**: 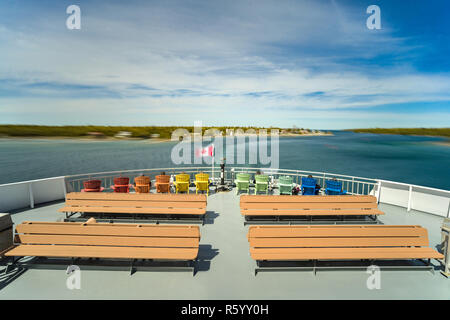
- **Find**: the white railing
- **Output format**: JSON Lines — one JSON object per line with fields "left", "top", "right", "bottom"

{"left": 378, "top": 180, "right": 450, "bottom": 217}
{"left": 0, "top": 166, "right": 449, "bottom": 218}
{"left": 0, "top": 176, "right": 66, "bottom": 212}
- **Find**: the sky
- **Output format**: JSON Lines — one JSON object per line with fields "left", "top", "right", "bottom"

{"left": 0, "top": 0, "right": 449, "bottom": 129}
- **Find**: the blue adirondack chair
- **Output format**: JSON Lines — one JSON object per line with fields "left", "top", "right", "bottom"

{"left": 301, "top": 177, "right": 319, "bottom": 195}
{"left": 325, "top": 180, "right": 347, "bottom": 195}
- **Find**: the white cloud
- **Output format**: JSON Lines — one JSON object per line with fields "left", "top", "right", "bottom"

{"left": 0, "top": 0, "right": 449, "bottom": 127}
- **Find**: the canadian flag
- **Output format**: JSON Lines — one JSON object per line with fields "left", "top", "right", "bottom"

{"left": 195, "top": 144, "right": 214, "bottom": 157}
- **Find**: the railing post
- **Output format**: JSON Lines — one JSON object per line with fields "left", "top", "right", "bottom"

{"left": 376, "top": 180, "right": 381, "bottom": 204}
{"left": 407, "top": 185, "right": 413, "bottom": 212}
{"left": 62, "top": 178, "right": 67, "bottom": 197}
{"left": 322, "top": 173, "right": 325, "bottom": 189}
{"left": 447, "top": 200, "right": 450, "bottom": 218}
{"left": 351, "top": 177, "right": 354, "bottom": 194}
{"left": 28, "top": 182, "right": 34, "bottom": 209}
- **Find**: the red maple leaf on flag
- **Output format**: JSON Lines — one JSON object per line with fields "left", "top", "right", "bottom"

{"left": 195, "top": 144, "right": 214, "bottom": 157}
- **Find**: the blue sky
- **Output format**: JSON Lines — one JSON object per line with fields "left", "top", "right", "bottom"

{"left": 0, "top": 0, "right": 449, "bottom": 129}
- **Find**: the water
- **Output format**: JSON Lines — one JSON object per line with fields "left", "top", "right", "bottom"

{"left": 0, "top": 131, "right": 449, "bottom": 190}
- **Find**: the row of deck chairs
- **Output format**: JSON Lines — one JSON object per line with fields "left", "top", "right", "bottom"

{"left": 235, "top": 174, "right": 346, "bottom": 195}
{"left": 82, "top": 173, "right": 211, "bottom": 195}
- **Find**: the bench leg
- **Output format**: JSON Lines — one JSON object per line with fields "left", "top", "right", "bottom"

{"left": 313, "top": 260, "right": 317, "bottom": 276}
{"left": 129, "top": 259, "right": 136, "bottom": 276}
{"left": 4, "top": 256, "right": 22, "bottom": 274}
{"left": 192, "top": 259, "right": 197, "bottom": 276}
{"left": 253, "top": 261, "right": 260, "bottom": 276}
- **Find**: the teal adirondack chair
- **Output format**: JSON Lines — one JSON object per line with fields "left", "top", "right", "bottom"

{"left": 255, "top": 174, "right": 269, "bottom": 195}
{"left": 278, "top": 176, "right": 294, "bottom": 195}
{"left": 235, "top": 173, "right": 250, "bottom": 194}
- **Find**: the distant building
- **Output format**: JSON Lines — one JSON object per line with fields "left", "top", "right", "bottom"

{"left": 86, "top": 132, "right": 106, "bottom": 138}
{"left": 114, "top": 131, "right": 132, "bottom": 138}
{"left": 150, "top": 133, "right": 160, "bottom": 138}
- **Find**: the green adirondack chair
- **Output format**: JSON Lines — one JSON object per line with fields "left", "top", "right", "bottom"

{"left": 235, "top": 173, "right": 250, "bottom": 194}
{"left": 278, "top": 176, "right": 294, "bottom": 195}
{"left": 255, "top": 174, "right": 269, "bottom": 195}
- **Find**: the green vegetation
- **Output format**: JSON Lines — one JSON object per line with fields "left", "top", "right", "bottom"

{"left": 0, "top": 125, "right": 285, "bottom": 139}
{"left": 348, "top": 128, "right": 450, "bottom": 137}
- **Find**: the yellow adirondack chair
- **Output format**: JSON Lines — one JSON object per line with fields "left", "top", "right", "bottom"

{"left": 174, "top": 173, "right": 190, "bottom": 194}
{"left": 195, "top": 173, "right": 210, "bottom": 195}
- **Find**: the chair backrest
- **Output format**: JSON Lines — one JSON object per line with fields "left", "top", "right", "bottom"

{"left": 112, "top": 177, "right": 130, "bottom": 193}
{"left": 114, "top": 177, "right": 129, "bottom": 186}
{"left": 156, "top": 175, "right": 170, "bottom": 183}
{"left": 301, "top": 177, "right": 317, "bottom": 187}
{"left": 83, "top": 180, "right": 102, "bottom": 189}
{"left": 236, "top": 173, "right": 250, "bottom": 181}
{"left": 176, "top": 174, "right": 190, "bottom": 183}
{"left": 195, "top": 173, "right": 209, "bottom": 182}
{"left": 82, "top": 180, "right": 102, "bottom": 192}
{"left": 279, "top": 176, "right": 293, "bottom": 185}
{"left": 255, "top": 175, "right": 269, "bottom": 183}
{"left": 134, "top": 175, "right": 150, "bottom": 186}
{"left": 326, "top": 180, "right": 342, "bottom": 190}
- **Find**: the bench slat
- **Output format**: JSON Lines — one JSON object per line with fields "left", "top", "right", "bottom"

{"left": 250, "top": 247, "right": 444, "bottom": 260}
{"left": 58, "top": 206, "right": 206, "bottom": 215}
{"left": 16, "top": 222, "right": 200, "bottom": 238}
{"left": 240, "top": 195, "right": 376, "bottom": 203}
{"left": 242, "top": 202, "right": 378, "bottom": 209}
{"left": 17, "top": 234, "right": 199, "bottom": 248}
{"left": 248, "top": 225, "right": 427, "bottom": 238}
{"left": 249, "top": 237, "right": 429, "bottom": 248}
{"left": 66, "top": 199, "right": 206, "bottom": 209}
{"left": 66, "top": 192, "right": 206, "bottom": 202}
{"left": 5, "top": 244, "right": 198, "bottom": 260}
{"left": 242, "top": 209, "right": 383, "bottom": 216}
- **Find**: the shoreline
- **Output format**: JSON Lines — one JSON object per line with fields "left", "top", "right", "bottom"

{"left": 348, "top": 128, "right": 449, "bottom": 139}
{"left": 0, "top": 136, "right": 173, "bottom": 144}
{"left": 278, "top": 133, "right": 333, "bottom": 137}
{"left": 430, "top": 140, "right": 450, "bottom": 147}
{"left": 0, "top": 132, "right": 334, "bottom": 141}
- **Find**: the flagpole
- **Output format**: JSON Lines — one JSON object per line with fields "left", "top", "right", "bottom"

{"left": 212, "top": 144, "right": 215, "bottom": 184}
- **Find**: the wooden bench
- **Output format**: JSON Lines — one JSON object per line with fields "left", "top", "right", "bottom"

{"left": 59, "top": 192, "right": 207, "bottom": 223}
{"left": 247, "top": 224, "right": 444, "bottom": 275}
{"left": 3, "top": 220, "right": 201, "bottom": 275}
{"left": 240, "top": 195, "right": 384, "bottom": 224}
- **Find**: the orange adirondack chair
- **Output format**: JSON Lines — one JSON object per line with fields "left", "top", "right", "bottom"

{"left": 155, "top": 175, "right": 171, "bottom": 193}
{"left": 132, "top": 175, "right": 151, "bottom": 193}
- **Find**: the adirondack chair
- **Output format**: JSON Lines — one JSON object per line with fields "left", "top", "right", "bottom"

{"left": 133, "top": 175, "right": 151, "bottom": 193}
{"left": 325, "top": 179, "right": 347, "bottom": 195}
{"left": 155, "top": 174, "right": 171, "bottom": 193}
{"left": 81, "top": 180, "right": 104, "bottom": 192}
{"left": 110, "top": 177, "right": 131, "bottom": 193}
{"left": 174, "top": 173, "right": 190, "bottom": 194}
{"left": 301, "top": 177, "right": 319, "bottom": 195}
{"left": 195, "top": 173, "right": 210, "bottom": 195}
{"left": 235, "top": 173, "right": 251, "bottom": 195}
{"left": 278, "top": 176, "right": 294, "bottom": 195}
{"left": 254, "top": 174, "right": 269, "bottom": 195}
